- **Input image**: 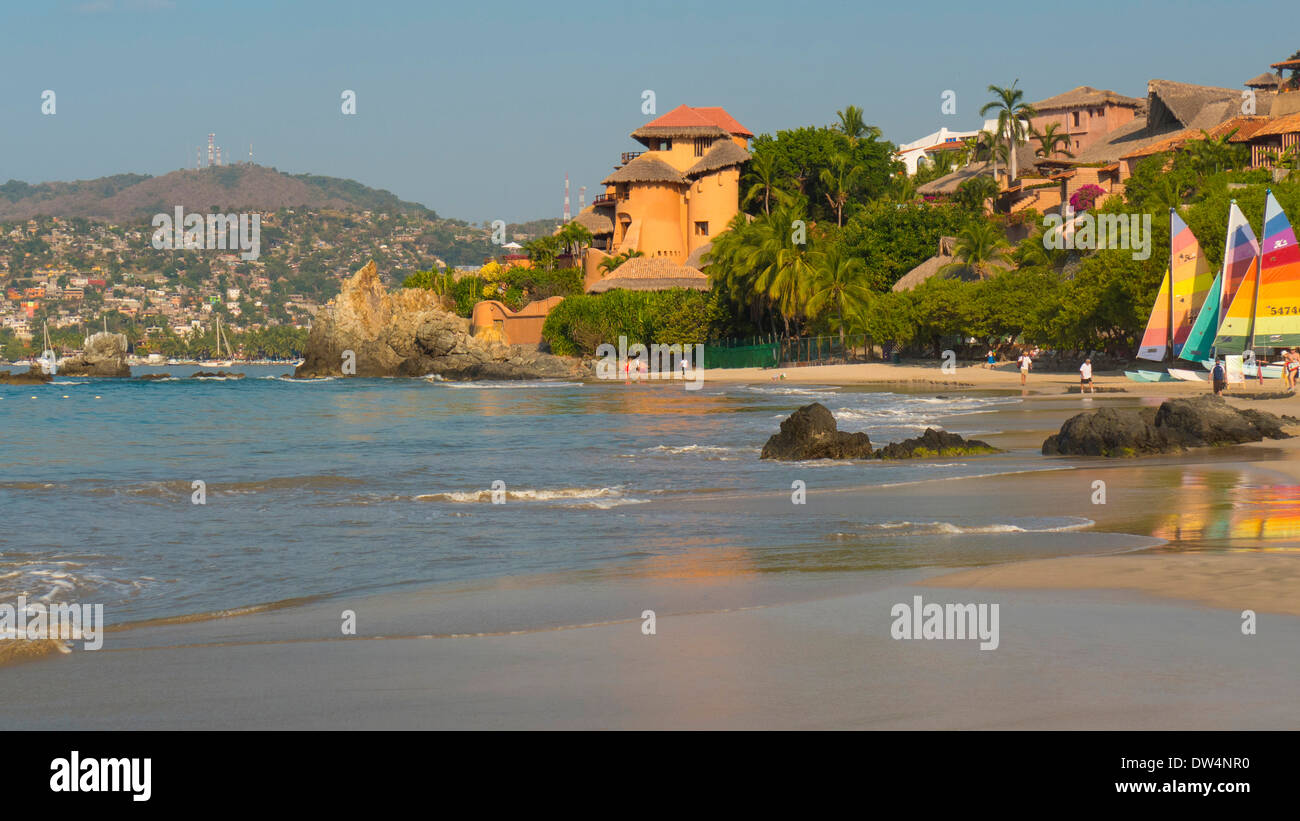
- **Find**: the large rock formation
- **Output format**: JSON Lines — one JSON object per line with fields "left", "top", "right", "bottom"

{"left": 59, "top": 332, "right": 131, "bottom": 377}
{"left": 294, "top": 261, "right": 581, "bottom": 380}
{"left": 761, "top": 403, "right": 874, "bottom": 460}
{"left": 761, "top": 403, "right": 1001, "bottom": 461}
{"left": 1042, "top": 395, "right": 1293, "bottom": 456}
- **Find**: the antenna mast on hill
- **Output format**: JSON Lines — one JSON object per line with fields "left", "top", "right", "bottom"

{"left": 564, "top": 174, "right": 571, "bottom": 222}
{"left": 208, "top": 133, "right": 215, "bottom": 167}
{"left": 579, "top": 186, "right": 586, "bottom": 212}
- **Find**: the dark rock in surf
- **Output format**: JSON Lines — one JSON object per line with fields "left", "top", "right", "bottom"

{"left": 873, "top": 428, "right": 1000, "bottom": 459}
{"left": 760, "top": 402, "right": 874, "bottom": 460}
{"left": 1042, "top": 395, "right": 1292, "bottom": 456}
{"left": 0, "top": 368, "right": 52, "bottom": 385}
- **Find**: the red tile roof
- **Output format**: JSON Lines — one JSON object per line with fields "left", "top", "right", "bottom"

{"left": 642, "top": 104, "right": 753, "bottom": 138}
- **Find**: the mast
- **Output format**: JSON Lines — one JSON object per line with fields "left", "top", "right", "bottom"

{"left": 1244, "top": 193, "right": 1265, "bottom": 358}
{"left": 1166, "top": 208, "right": 1175, "bottom": 363}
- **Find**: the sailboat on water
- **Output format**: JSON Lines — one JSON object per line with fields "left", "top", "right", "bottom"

{"left": 1128, "top": 210, "right": 1215, "bottom": 381}
{"left": 1212, "top": 189, "right": 1300, "bottom": 377}
{"left": 199, "top": 316, "right": 234, "bottom": 367}
{"left": 39, "top": 322, "right": 58, "bottom": 376}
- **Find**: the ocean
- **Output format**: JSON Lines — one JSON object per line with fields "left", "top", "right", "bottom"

{"left": 0, "top": 367, "right": 1177, "bottom": 625}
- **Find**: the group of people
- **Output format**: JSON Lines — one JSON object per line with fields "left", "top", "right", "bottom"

{"left": 1283, "top": 349, "right": 1300, "bottom": 391}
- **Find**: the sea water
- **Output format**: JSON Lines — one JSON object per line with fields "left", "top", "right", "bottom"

{"left": 0, "top": 368, "right": 1163, "bottom": 623}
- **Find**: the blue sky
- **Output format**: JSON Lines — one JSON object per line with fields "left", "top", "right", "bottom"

{"left": 0, "top": 0, "right": 1293, "bottom": 223}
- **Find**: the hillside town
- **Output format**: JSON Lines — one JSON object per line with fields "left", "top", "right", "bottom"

{"left": 0, "top": 205, "right": 555, "bottom": 360}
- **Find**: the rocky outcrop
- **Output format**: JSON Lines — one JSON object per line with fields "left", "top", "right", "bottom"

{"left": 59, "top": 332, "right": 131, "bottom": 377}
{"left": 0, "top": 368, "right": 52, "bottom": 384}
{"left": 1042, "top": 395, "right": 1293, "bottom": 456}
{"left": 190, "top": 371, "right": 244, "bottom": 379}
{"left": 761, "top": 403, "right": 874, "bottom": 460}
{"left": 294, "top": 261, "right": 582, "bottom": 380}
{"left": 761, "top": 404, "right": 1001, "bottom": 461}
{"left": 874, "top": 428, "right": 1000, "bottom": 459}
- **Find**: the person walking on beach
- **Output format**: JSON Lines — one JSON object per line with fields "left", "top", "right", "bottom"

{"left": 1017, "top": 351, "right": 1032, "bottom": 385}
{"left": 985, "top": 350, "right": 996, "bottom": 370}
{"left": 1285, "top": 350, "right": 1299, "bottom": 391}
{"left": 1212, "top": 358, "right": 1226, "bottom": 396}
{"left": 1079, "top": 357, "right": 1094, "bottom": 394}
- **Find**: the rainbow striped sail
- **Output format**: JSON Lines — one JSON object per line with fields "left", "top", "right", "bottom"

{"left": 1138, "top": 211, "right": 1215, "bottom": 361}
{"left": 1216, "top": 191, "right": 1300, "bottom": 351}
{"left": 1185, "top": 201, "right": 1259, "bottom": 360}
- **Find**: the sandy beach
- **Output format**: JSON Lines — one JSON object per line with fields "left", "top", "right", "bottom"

{"left": 3, "top": 360, "right": 1298, "bottom": 729}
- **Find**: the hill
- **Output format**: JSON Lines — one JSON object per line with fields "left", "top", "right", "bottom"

{"left": 0, "top": 164, "right": 437, "bottom": 222}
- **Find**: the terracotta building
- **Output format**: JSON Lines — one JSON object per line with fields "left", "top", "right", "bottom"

{"left": 573, "top": 104, "right": 752, "bottom": 289}
{"left": 1027, "top": 86, "right": 1144, "bottom": 155}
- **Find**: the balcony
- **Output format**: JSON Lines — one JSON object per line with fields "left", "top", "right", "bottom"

{"left": 592, "top": 193, "right": 618, "bottom": 207}
{"left": 620, "top": 151, "right": 644, "bottom": 165}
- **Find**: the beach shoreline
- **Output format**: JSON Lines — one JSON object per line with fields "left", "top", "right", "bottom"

{"left": 3, "top": 361, "right": 1297, "bottom": 729}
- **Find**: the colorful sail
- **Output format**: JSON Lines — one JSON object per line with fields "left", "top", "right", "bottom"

{"left": 1216, "top": 191, "right": 1300, "bottom": 351}
{"left": 1138, "top": 211, "right": 1215, "bottom": 361}
{"left": 1179, "top": 272, "right": 1222, "bottom": 361}
{"left": 1249, "top": 190, "right": 1300, "bottom": 349}
{"left": 1185, "top": 201, "right": 1259, "bottom": 360}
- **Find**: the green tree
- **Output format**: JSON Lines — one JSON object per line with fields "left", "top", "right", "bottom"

{"left": 980, "top": 81, "right": 1037, "bottom": 183}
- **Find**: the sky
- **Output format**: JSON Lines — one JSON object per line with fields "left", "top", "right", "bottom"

{"left": 0, "top": 0, "right": 1293, "bottom": 223}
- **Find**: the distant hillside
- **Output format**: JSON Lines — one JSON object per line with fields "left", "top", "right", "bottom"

{"left": 0, "top": 164, "right": 437, "bottom": 222}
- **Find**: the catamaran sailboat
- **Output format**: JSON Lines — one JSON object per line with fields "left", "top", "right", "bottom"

{"left": 199, "top": 316, "right": 234, "bottom": 367}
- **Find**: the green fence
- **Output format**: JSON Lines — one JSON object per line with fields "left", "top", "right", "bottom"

{"left": 702, "top": 343, "right": 780, "bottom": 369}
{"left": 702, "top": 334, "right": 870, "bottom": 369}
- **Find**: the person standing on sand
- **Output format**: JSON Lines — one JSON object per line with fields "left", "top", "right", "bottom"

{"left": 1017, "top": 351, "right": 1032, "bottom": 385}
{"left": 985, "top": 350, "right": 996, "bottom": 369}
{"left": 1212, "top": 359, "right": 1226, "bottom": 396}
{"left": 1286, "top": 349, "right": 1299, "bottom": 391}
{"left": 1079, "top": 357, "right": 1094, "bottom": 394}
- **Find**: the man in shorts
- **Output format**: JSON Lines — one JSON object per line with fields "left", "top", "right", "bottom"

{"left": 1079, "top": 357, "right": 1094, "bottom": 394}
{"left": 1212, "top": 359, "right": 1227, "bottom": 396}
{"left": 1017, "top": 351, "right": 1032, "bottom": 385}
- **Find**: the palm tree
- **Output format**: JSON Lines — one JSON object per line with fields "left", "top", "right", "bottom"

{"left": 836, "top": 106, "right": 880, "bottom": 143}
{"left": 598, "top": 249, "right": 643, "bottom": 273}
{"left": 980, "top": 81, "right": 1037, "bottom": 183}
{"left": 807, "top": 244, "right": 873, "bottom": 350}
{"left": 557, "top": 222, "right": 593, "bottom": 262}
{"left": 742, "top": 151, "right": 790, "bottom": 215}
{"left": 954, "top": 174, "right": 1000, "bottom": 212}
{"left": 524, "top": 235, "right": 560, "bottom": 272}
{"left": 938, "top": 222, "right": 1012, "bottom": 280}
{"left": 1031, "top": 123, "right": 1074, "bottom": 159}
{"left": 819, "top": 152, "right": 865, "bottom": 226}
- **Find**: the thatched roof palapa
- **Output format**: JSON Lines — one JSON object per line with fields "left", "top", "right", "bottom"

{"left": 586, "top": 256, "right": 711, "bottom": 293}
{"left": 570, "top": 209, "right": 613, "bottom": 235}
{"left": 1032, "top": 86, "right": 1144, "bottom": 112}
{"left": 892, "top": 237, "right": 1013, "bottom": 292}
{"left": 916, "top": 161, "right": 994, "bottom": 196}
{"left": 1252, "top": 111, "right": 1300, "bottom": 138}
{"left": 1246, "top": 72, "right": 1283, "bottom": 89}
{"left": 601, "top": 155, "right": 687, "bottom": 186}
{"left": 685, "top": 139, "right": 751, "bottom": 177}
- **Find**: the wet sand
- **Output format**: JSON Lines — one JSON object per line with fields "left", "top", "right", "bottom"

{"left": 3, "top": 364, "right": 1298, "bottom": 729}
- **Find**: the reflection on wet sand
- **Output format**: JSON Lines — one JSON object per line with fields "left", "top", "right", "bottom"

{"left": 1141, "top": 468, "right": 1300, "bottom": 552}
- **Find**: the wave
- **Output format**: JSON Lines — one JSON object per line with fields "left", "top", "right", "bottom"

{"left": 263, "top": 376, "right": 335, "bottom": 382}
{"left": 415, "top": 486, "right": 649, "bottom": 508}
{"left": 742, "top": 385, "right": 839, "bottom": 397}
{"left": 851, "top": 517, "right": 1095, "bottom": 536}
